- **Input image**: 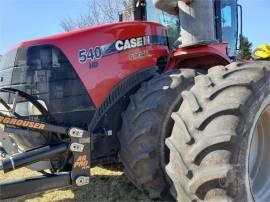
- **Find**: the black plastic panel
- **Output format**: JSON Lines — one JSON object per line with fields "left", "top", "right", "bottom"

{"left": 0, "top": 45, "right": 96, "bottom": 128}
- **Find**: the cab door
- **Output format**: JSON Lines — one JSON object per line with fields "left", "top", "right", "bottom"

{"left": 215, "top": 0, "right": 239, "bottom": 57}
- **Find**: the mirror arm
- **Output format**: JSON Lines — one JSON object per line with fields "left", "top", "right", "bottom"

{"left": 236, "top": 4, "right": 243, "bottom": 51}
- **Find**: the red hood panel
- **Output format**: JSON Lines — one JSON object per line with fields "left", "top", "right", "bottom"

{"left": 11, "top": 22, "right": 169, "bottom": 107}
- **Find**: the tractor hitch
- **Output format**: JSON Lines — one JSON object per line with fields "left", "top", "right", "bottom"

{"left": 0, "top": 115, "right": 91, "bottom": 199}
{"left": 1, "top": 143, "right": 68, "bottom": 173}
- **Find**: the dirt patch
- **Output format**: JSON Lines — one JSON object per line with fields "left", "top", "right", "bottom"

{"left": 0, "top": 165, "right": 152, "bottom": 202}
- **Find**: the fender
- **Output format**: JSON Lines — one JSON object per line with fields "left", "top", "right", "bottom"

{"left": 166, "top": 42, "right": 231, "bottom": 70}
{"left": 89, "top": 66, "right": 158, "bottom": 166}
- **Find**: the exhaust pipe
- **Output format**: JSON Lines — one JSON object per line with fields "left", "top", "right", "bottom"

{"left": 153, "top": 0, "right": 179, "bottom": 15}
{"left": 1, "top": 143, "right": 68, "bottom": 173}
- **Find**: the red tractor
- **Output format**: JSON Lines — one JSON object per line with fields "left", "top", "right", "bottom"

{"left": 0, "top": 0, "right": 269, "bottom": 201}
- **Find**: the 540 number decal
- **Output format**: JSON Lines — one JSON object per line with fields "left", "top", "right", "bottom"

{"left": 78, "top": 47, "right": 102, "bottom": 63}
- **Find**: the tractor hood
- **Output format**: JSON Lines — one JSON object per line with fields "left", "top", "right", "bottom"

{"left": 0, "top": 21, "right": 168, "bottom": 109}
{"left": 7, "top": 21, "right": 165, "bottom": 52}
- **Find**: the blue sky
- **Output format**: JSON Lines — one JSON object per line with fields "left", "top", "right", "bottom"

{"left": 0, "top": 0, "right": 269, "bottom": 54}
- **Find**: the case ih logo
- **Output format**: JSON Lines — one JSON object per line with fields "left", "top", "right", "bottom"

{"left": 78, "top": 35, "right": 167, "bottom": 64}
{"left": 115, "top": 36, "right": 147, "bottom": 51}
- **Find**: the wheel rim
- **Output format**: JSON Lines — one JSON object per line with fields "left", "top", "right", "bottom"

{"left": 248, "top": 105, "right": 270, "bottom": 201}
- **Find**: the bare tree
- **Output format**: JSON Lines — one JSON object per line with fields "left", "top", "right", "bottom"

{"left": 60, "top": 0, "right": 134, "bottom": 32}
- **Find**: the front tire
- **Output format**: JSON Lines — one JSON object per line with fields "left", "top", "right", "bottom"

{"left": 166, "top": 62, "right": 270, "bottom": 201}
{"left": 118, "top": 69, "right": 201, "bottom": 200}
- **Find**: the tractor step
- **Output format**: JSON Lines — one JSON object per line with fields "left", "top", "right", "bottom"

{"left": 0, "top": 172, "right": 71, "bottom": 200}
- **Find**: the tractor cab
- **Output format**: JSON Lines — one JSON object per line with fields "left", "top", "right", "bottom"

{"left": 120, "top": 0, "right": 241, "bottom": 57}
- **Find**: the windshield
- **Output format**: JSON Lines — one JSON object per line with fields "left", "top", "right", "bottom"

{"left": 146, "top": 1, "right": 180, "bottom": 50}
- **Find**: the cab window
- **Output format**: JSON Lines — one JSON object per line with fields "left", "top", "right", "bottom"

{"left": 146, "top": 1, "right": 180, "bottom": 49}
{"left": 217, "top": 0, "right": 238, "bottom": 56}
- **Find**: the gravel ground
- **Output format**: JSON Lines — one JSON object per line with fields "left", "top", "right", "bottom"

{"left": 0, "top": 165, "right": 152, "bottom": 202}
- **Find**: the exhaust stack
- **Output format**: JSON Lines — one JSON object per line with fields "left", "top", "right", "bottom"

{"left": 153, "top": 0, "right": 216, "bottom": 45}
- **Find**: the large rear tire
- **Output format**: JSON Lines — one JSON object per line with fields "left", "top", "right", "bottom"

{"left": 165, "top": 62, "right": 270, "bottom": 201}
{"left": 118, "top": 69, "right": 201, "bottom": 200}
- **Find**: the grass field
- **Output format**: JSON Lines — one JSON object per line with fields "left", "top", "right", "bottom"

{"left": 0, "top": 164, "right": 152, "bottom": 202}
